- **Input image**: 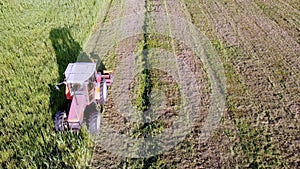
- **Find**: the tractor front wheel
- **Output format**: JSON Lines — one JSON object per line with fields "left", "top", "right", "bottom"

{"left": 87, "top": 111, "right": 101, "bottom": 135}
{"left": 99, "top": 80, "right": 108, "bottom": 105}
{"left": 54, "top": 111, "right": 66, "bottom": 131}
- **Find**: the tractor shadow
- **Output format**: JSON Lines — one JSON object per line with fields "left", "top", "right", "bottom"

{"left": 49, "top": 27, "right": 82, "bottom": 117}
{"left": 49, "top": 27, "right": 106, "bottom": 120}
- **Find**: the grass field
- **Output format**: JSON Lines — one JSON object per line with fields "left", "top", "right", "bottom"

{"left": 0, "top": 0, "right": 110, "bottom": 168}
{"left": 1, "top": 0, "right": 299, "bottom": 168}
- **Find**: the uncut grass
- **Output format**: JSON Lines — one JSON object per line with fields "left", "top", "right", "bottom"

{"left": 0, "top": 0, "right": 111, "bottom": 168}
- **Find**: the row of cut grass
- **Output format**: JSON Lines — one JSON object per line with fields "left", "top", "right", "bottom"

{"left": 184, "top": 0, "right": 299, "bottom": 167}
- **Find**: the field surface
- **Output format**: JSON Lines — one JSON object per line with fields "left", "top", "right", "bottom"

{"left": 0, "top": 0, "right": 106, "bottom": 168}
{"left": 0, "top": 0, "right": 299, "bottom": 168}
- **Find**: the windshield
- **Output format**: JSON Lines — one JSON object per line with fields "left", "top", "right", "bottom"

{"left": 68, "top": 73, "right": 95, "bottom": 103}
{"left": 70, "top": 83, "right": 86, "bottom": 95}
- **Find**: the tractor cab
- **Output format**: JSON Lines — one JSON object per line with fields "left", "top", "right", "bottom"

{"left": 65, "top": 62, "right": 97, "bottom": 104}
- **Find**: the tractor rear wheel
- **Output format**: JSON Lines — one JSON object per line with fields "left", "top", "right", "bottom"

{"left": 87, "top": 111, "right": 101, "bottom": 135}
{"left": 54, "top": 111, "right": 66, "bottom": 131}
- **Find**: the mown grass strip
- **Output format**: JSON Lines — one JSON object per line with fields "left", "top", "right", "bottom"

{"left": 184, "top": 0, "right": 299, "bottom": 167}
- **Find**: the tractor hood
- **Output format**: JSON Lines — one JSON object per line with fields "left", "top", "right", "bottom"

{"left": 64, "top": 62, "right": 96, "bottom": 83}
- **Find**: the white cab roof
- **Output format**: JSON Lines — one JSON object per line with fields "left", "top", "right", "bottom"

{"left": 64, "top": 62, "right": 96, "bottom": 83}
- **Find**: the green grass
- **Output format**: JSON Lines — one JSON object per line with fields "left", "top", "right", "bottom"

{"left": 0, "top": 0, "right": 111, "bottom": 168}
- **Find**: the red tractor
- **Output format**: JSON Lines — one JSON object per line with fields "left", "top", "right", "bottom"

{"left": 54, "top": 62, "right": 113, "bottom": 134}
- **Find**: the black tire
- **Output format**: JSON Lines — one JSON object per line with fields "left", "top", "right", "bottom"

{"left": 54, "top": 111, "right": 66, "bottom": 131}
{"left": 87, "top": 111, "right": 101, "bottom": 135}
{"left": 99, "top": 80, "right": 108, "bottom": 105}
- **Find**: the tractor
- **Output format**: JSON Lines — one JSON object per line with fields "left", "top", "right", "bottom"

{"left": 54, "top": 62, "right": 113, "bottom": 134}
